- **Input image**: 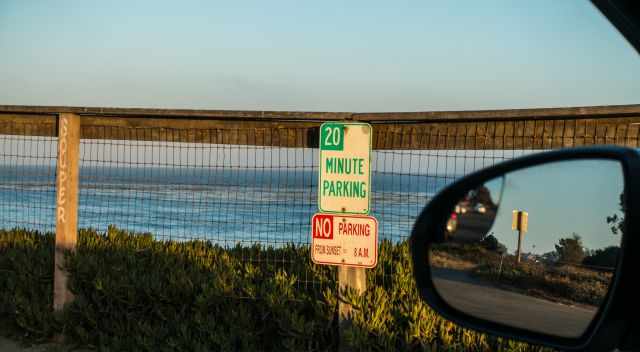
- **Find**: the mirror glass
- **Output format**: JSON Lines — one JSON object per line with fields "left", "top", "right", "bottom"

{"left": 429, "top": 159, "right": 624, "bottom": 338}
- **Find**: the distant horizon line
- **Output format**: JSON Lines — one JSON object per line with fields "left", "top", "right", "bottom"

{"left": 0, "top": 163, "right": 463, "bottom": 177}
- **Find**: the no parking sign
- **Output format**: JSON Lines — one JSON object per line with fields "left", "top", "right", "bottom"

{"left": 311, "top": 213, "right": 378, "bottom": 268}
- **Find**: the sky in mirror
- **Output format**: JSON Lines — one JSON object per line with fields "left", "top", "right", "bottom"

{"left": 483, "top": 159, "right": 623, "bottom": 255}
{"left": 1, "top": 0, "right": 639, "bottom": 111}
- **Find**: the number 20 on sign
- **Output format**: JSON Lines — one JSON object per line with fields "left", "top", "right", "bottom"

{"left": 318, "top": 122, "right": 372, "bottom": 214}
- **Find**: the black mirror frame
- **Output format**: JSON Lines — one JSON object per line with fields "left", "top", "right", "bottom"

{"left": 410, "top": 146, "right": 640, "bottom": 351}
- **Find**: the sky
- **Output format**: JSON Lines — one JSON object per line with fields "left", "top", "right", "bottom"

{"left": 1, "top": 0, "right": 639, "bottom": 112}
{"left": 483, "top": 159, "right": 623, "bottom": 256}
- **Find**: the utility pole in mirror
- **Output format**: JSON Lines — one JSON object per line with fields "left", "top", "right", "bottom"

{"left": 512, "top": 210, "right": 529, "bottom": 264}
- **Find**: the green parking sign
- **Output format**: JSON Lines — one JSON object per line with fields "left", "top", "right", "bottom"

{"left": 318, "top": 122, "right": 372, "bottom": 214}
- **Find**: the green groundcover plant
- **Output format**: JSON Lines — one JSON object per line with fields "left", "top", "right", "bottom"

{"left": 0, "top": 227, "right": 550, "bottom": 351}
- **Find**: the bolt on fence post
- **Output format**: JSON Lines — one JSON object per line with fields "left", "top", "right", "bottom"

{"left": 338, "top": 266, "right": 366, "bottom": 351}
{"left": 53, "top": 113, "right": 80, "bottom": 311}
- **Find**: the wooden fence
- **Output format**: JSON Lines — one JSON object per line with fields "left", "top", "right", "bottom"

{"left": 1, "top": 103, "right": 639, "bottom": 313}
{"left": 1, "top": 104, "right": 640, "bottom": 150}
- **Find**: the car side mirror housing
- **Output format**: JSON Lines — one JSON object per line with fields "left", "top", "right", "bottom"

{"left": 410, "top": 146, "right": 640, "bottom": 351}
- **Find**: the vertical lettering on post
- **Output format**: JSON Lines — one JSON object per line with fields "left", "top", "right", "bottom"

{"left": 54, "top": 113, "right": 80, "bottom": 311}
{"left": 57, "top": 117, "right": 68, "bottom": 225}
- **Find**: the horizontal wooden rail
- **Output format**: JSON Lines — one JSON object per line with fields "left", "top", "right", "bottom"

{"left": 1, "top": 104, "right": 640, "bottom": 121}
{"left": 354, "top": 104, "right": 640, "bottom": 122}
{"left": 0, "top": 105, "right": 349, "bottom": 121}
{"left": 1, "top": 104, "right": 639, "bottom": 149}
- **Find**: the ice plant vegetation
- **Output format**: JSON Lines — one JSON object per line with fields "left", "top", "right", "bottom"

{"left": 0, "top": 227, "right": 551, "bottom": 351}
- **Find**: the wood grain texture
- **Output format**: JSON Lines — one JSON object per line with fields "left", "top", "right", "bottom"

{"left": 53, "top": 113, "right": 80, "bottom": 311}
{"left": 338, "top": 266, "right": 366, "bottom": 351}
{"left": 1, "top": 103, "right": 639, "bottom": 121}
{"left": 1, "top": 105, "right": 640, "bottom": 150}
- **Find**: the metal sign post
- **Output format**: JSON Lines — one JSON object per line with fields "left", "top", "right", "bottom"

{"left": 512, "top": 210, "right": 529, "bottom": 264}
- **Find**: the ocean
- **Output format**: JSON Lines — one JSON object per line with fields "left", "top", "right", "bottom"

{"left": 0, "top": 165, "right": 454, "bottom": 246}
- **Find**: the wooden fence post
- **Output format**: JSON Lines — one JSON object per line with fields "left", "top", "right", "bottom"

{"left": 338, "top": 266, "right": 366, "bottom": 350}
{"left": 53, "top": 113, "right": 80, "bottom": 311}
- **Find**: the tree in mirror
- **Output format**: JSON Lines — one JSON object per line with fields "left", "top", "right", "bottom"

{"left": 430, "top": 159, "right": 624, "bottom": 338}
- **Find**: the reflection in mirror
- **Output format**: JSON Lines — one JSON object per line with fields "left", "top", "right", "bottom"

{"left": 430, "top": 159, "right": 624, "bottom": 338}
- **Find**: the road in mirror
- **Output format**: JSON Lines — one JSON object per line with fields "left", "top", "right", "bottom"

{"left": 430, "top": 159, "right": 624, "bottom": 338}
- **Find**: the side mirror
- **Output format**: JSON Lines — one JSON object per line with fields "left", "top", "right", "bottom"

{"left": 410, "top": 147, "right": 640, "bottom": 351}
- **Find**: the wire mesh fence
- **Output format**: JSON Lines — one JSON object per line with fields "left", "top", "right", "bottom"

{"left": 1, "top": 111, "right": 640, "bottom": 295}
{"left": 0, "top": 120, "right": 58, "bottom": 233}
